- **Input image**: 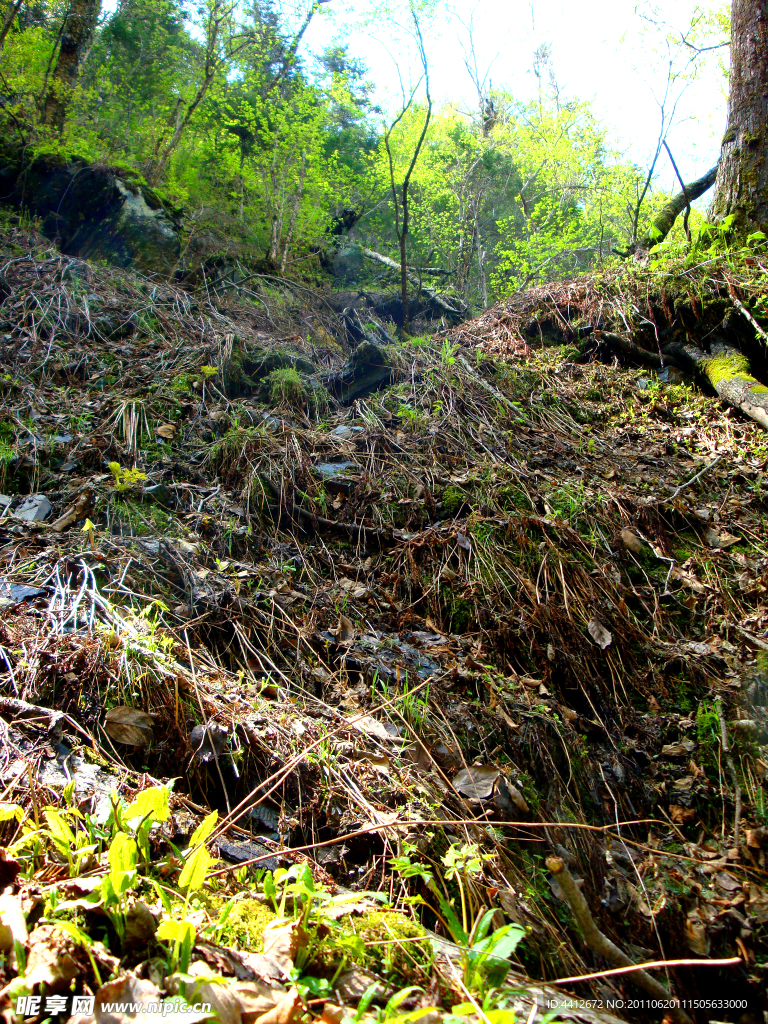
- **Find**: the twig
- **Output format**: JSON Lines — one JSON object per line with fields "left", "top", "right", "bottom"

{"left": 726, "top": 279, "right": 768, "bottom": 348}
{"left": 715, "top": 698, "right": 742, "bottom": 847}
{"left": 668, "top": 455, "right": 723, "bottom": 501}
{"left": 550, "top": 957, "right": 741, "bottom": 986}
{"left": 546, "top": 857, "right": 693, "bottom": 1024}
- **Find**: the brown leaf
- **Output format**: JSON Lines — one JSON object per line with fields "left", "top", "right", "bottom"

{"left": 0, "top": 893, "right": 27, "bottom": 965}
{"left": 104, "top": 706, "right": 155, "bottom": 746}
{"left": 715, "top": 871, "right": 742, "bottom": 892}
{"left": 156, "top": 423, "right": 176, "bottom": 439}
{"left": 252, "top": 988, "right": 303, "bottom": 1024}
{"left": 25, "top": 924, "right": 80, "bottom": 991}
{"left": 704, "top": 526, "right": 740, "bottom": 549}
{"left": 95, "top": 975, "right": 162, "bottom": 1024}
{"left": 453, "top": 765, "right": 499, "bottom": 801}
{"left": 336, "top": 615, "right": 355, "bottom": 643}
{"left": 261, "top": 920, "right": 310, "bottom": 966}
{"left": 587, "top": 617, "right": 613, "bottom": 649}
{"left": 620, "top": 529, "right": 643, "bottom": 554}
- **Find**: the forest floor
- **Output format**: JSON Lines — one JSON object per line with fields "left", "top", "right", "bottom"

{"left": 0, "top": 223, "right": 767, "bottom": 1024}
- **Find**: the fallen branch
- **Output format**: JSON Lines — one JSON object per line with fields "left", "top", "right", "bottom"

{"left": 636, "top": 163, "right": 719, "bottom": 251}
{"left": 664, "top": 341, "right": 768, "bottom": 430}
{"left": 360, "top": 246, "right": 469, "bottom": 322}
{"left": 546, "top": 856, "right": 693, "bottom": 1024}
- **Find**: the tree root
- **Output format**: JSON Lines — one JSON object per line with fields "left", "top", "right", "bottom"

{"left": 546, "top": 857, "right": 693, "bottom": 1024}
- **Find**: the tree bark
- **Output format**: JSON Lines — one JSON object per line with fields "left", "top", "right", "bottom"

{"left": 636, "top": 164, "right": 718, "bottom": 250}
{"left": 0, "top": 0, "right": 24, "bottom": 49}
{"left": 710, "top": 0, "right": 768, "bottom": 233}
{"left": 666, "top": 341, "right": 768, "bottom": 430}
{"left": 42, "top": 0, "right": 101, "bottom": 134}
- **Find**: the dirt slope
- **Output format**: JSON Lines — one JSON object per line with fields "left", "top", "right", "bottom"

{"left": 0, "top": 225, "right": 766, "bottom": 1022}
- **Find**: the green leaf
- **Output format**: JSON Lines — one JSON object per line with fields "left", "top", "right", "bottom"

{"left": 53, "top": 920, "right": 94, "bottom": 948}
{"left": 179, "top": 845, "right": 210, "bottom": 893}
{"left": 108, "top": 832, "right": 138, "bottom": 896}
{"left": 157, "top": 918, "right": 196, "bottom": 946}
{"left": 43, "top": 809, "right": 76, "bottom": 853}
{"left": 188, "top": 809, "right": 218, "bottom": 849}
{"left": 124, "top": 785, "right": 171, "bottom": 825}
{"left": 0, "top": 803, "right": 23, "bottom": 823}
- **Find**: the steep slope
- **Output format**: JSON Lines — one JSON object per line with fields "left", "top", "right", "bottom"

{"left": 0, "top": 223, "right": 766, "bottom": 1023}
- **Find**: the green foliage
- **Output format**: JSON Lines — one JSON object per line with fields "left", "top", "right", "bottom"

{"left": 267, "top": 367, "right": 308, "bottom": 409}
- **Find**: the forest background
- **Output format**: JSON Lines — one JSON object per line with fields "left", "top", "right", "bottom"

{"left": 0, "top": 0, "right": 731, "bottom": 310}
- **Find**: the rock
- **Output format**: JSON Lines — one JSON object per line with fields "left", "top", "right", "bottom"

{"left": 144, "top": 483, "right": 171, "bottom": 506}
{"left": 0, "top": 494, "right": 10, "bottom": 512}
{"left": 0, "top": 580, "right": 46, "bottom": 610}
{"left": 217, "top": 839, "right": 281, "bottom": 872}
{"left": 15, "top": 494, "right": 52, "bottom": 522}
{"left": 190, "top": 721, "right": 229, "bottom": 762}
{"left": 325, "top": 341, "right": 392, "bottom": 404}
{"left": 331, "top": 424, "right": 364, "bottom": 439}
{"left": 311, "top": 461, "right": 361, "bottom": 494}
{"left": 0, "top": 150, "right": 183, "bottom": 275}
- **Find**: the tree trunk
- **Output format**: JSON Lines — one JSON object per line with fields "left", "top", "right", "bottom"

{"left": 0, "top": 0, "right": 24, "bottom": 49}
{"left": 668, "top": 341, "right": 768, "bottom": 430}
{"left": 42, "top": 0, "right": 101, "bottom": 134}
{"left": 710, "top": 0, "right": 768, "bottom": 233}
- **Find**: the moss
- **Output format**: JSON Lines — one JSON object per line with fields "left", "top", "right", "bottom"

{"left": 442, "top": 486, "right": 467, "bottom": 516}
{"left": 210, "top": 897, "right": 277, "bottom": 950}
{"left": 318, "top": 910, "right": 432, "bottom": 981}
{"left": 703, "top": 352, "right": 751, "bottom": 385}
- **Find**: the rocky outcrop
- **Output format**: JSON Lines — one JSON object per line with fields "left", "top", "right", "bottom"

{"left": 0, "top": 149, "right": 182, "bottom": 274}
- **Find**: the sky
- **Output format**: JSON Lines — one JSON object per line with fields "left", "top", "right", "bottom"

{"left": 101, "top": 0, "right": 729, "bottom": 190}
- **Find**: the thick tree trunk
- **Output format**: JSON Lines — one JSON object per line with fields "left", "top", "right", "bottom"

{"left": 669, "top": 341, "right": 768, "bottom": 430}
{"left": 42, "top": 0, "right": 101, "bottom": 133}
{"left": 710, "top": 0, "right": 768, "bottom": 233}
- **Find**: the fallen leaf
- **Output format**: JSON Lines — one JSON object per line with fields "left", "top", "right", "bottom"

{"left": 620, "top": 529, "right": 643, "bottom": 554}
{"left": 587, "top": 617, "right": 613, "bottom": 649}
{"left": 715, "top": 871, "right": 742, "bottom": 892}
{"left": 156, "top": 423, "right": 176, "bottom": 439}
{"left": 252, "top": 988, "right": 303, "bottom": 1024}
{"left": 261, "top": 920, "right": 310, "bottom": 965}
{"left": 0, "top": 893, "right": 27, "bottom": 964}
{"left": 337, "top": 615, "right": 355, "bottom": 643}
{"left": 25, "top": 924, "right": 80, "bottom": 991}
{"left": 104, "top": 706, "right": 155, "bottom": 746}
{"left": 95, "top": 975, "right": 162, "bottom": 1024}
{"left": 704, "top": 527, "right": 740, "bottom": 549}
{"left": 453, "top": 765, "right": 499, "bottom": 800}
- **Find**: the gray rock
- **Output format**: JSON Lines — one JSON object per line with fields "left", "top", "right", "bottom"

{"left": 331, "top": 425, "right": 364, "bottom": 439}
{"left": 144, "top": 483, "right": 170, "bottom": 506}
{"left": 15, "top": 495, "right": 52, "bottom": 522}
{"left": 312, "top": 461, "right": 361, "bottom": 494}
{"left": 0, "top": 581, "right": 46, "bottom": 610}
